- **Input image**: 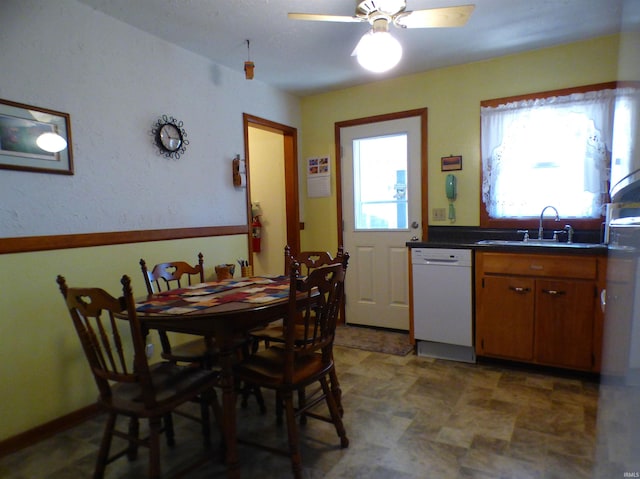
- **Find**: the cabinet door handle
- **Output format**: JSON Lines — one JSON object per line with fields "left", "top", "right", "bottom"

{"left": 542, "top": 289, "right": 565, "bottom": 295}
{"left": 509, "top": 286, "right": 531, "bottom": 293}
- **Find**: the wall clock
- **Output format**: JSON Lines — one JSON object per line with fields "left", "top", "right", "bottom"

{"left": 152, "top": 115, "right": 189, "bottom": 159}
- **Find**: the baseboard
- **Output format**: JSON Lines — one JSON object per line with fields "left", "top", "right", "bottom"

{"left": 416, "top": 340, "right": 476, "bottom": 364}
{"left": 477, "top": 356, "right": 600, "bottom": 383}
{"left": 0, "top": 403, "right": 100, "bottom": 459}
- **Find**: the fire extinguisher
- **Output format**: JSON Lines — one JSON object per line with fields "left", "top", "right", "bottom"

{"left": 251, "top": 215, "right": 262, "bottom": 252}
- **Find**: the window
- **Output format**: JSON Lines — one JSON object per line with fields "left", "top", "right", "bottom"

{"left": 480, "top": 83, "right": 619, "bottom": 229}
{"left": 610, "top": 86, "right": 640, "bottom": 198}
{"left": 353, "top": 133, "right": 408, "bottom": 230}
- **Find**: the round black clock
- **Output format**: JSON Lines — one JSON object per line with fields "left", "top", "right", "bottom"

{"left": 152, "top": 115, "right": 189, "bottom": 159}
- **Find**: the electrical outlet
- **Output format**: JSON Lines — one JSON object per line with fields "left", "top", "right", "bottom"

{"left": 432, "top": 208, "right": 446, "bottom": 221}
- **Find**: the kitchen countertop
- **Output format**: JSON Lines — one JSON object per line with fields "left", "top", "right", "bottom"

{"left": 406, "top": 226, "right": 610, "bottom": 255}
{"left": 406, "top": 241, "right": 608, "bottom": 256}
{"left": 406, "top": 240, "right": 608, "bottom": 256}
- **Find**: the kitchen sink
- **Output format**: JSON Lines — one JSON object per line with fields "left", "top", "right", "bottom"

{"left": 475, "top": 239, "right": 606, "bottom": 249}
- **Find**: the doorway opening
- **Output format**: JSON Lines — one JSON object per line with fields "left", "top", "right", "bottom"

{"left": 243, "top": 114, "right": 300, "bottom": 274}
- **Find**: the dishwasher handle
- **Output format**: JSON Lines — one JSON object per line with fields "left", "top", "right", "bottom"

{"left": 412, "top": 248, "right": 472, "bottom": 267}
{"left": 423, "top": 258, "right": 463, "bottom": 265}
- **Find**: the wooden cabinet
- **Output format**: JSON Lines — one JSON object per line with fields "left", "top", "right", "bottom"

{"left": 477, "top": 275, "right": 535, "bottom": 361}
{"left": 475, "top": 251, "right": 605, "bottom": 372}
{"left": 534, "top": 278, "right": 595, "bottom": 370}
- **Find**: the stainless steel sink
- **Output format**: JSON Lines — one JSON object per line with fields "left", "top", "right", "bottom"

{"left": 475, "top": 239, "right": 605, "bottom": 249}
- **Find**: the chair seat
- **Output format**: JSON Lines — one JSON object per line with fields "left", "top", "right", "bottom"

{"left": 234, "top": 347, "right": 332, "bottom": 389}
{"left": 104, "top": 362, "right": 220, "bottom": 415}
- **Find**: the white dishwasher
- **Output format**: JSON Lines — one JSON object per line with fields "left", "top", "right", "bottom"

{"left": 411, "top": 248, "right": 475, "bottom": 363}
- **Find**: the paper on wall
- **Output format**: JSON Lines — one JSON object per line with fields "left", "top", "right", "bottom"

{"left": 307, "top": 155, "right": 331, "bottom": 198}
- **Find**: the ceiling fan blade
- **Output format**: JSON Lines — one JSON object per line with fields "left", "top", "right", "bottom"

{"left": 288, "top": 12, "right": 364, "bottom": 23}
{"left": 395, "top": 5, "right": 475, "bottom": 28}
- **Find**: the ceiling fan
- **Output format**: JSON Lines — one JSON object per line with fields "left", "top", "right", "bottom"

{"left": 289, "top": 1, "right": 475, "bottom": 72}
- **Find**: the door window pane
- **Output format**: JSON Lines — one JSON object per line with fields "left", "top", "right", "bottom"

{"left": 353, "top": 133, "right": 408, "bottom": 230}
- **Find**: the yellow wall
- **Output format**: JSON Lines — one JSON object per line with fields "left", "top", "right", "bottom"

{"left": 248, "top": 126, "right": 287, "bottom": 275}
{"left": 299, "top": 35, "right": 621, "bottom": 251}
{"left": 0, "top": 235, "right": 247, "bottom": 441}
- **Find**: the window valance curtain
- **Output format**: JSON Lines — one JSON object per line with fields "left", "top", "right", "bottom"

{"left": 480, "top": 88, "right": 630, "bottom": 219}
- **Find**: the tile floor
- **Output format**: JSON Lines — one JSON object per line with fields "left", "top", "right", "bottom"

{"left": 0, "top": 346, "right": 602, "bottom": 478}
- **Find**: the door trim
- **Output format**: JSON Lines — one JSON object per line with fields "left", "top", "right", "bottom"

{"left": 334, "top": 108, "right": 429, "bottom": 249}
{"left": 243, "top": 113, "right": 300, "bottom": 257}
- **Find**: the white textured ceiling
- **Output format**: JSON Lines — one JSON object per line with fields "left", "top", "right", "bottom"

{"left": 76, "top": 0, "right": 639, "bottom": 96}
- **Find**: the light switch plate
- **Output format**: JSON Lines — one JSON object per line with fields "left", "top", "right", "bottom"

{"left": 432, "top": 208, "right": 446, "bottom": 221}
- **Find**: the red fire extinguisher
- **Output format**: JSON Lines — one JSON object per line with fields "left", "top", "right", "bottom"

{"left": 251, "top": 215, "right": 262, "bottom": 252}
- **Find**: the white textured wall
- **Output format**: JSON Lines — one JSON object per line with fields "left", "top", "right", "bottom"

{"left": 0, "top": 0, "right": 300, "bottom": 237}
{"left": 0, "top": 0, "right": 300, "bottom": 442}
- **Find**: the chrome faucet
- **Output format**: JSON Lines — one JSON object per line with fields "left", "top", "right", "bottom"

{"left": 538, "top": 205, "right": 560, "bottom": 240}
{"left": 564, "top": 224, "right": 574, "bottom": 243}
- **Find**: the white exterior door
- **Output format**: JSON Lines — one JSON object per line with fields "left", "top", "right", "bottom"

{"left": 340, "top": 115, "right": 423, "bottom": 330}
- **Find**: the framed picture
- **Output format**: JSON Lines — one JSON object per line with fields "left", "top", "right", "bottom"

{"left": 441, "top": 155, "right": 462, "bottom": 171}
{"left": 0, "top": 98, "right": 73, "bottom": 175}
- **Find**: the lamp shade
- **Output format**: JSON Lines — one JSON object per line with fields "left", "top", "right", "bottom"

{"left": 355, "top": 30, "right": 402, "bottom": 73}
{"left": 36, "top": 132, "right": 67, "bottom": 153}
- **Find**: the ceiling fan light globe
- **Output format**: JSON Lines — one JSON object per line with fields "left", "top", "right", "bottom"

{"left": 356, "top": 31, "right": 402, "bottom": 73}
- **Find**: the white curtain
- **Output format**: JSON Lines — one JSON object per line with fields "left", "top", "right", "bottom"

{"left": 481, "top": 88, "right": 623, "bottom": 218}
{"left": 610, "top": 88, "right": 640, "bottom": 190}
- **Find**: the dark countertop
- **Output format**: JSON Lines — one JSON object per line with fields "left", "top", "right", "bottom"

{"left": 406, "top": 241, "right": 477, "bottom": 249}
{"left": 406, "top": 240, "right": 608, "bottom": 256}
{"left": 407, "top": 226, "right": 608, "bottom": 256}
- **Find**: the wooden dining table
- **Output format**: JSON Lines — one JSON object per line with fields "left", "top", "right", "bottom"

{"left": 134, "top": 275, "right": 296, "bottom": 479}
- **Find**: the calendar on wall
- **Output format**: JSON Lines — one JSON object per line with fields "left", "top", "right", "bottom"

{"left": 307, "top": 155, "right": 330, "bottom": 198}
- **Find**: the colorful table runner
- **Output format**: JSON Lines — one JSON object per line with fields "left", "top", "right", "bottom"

{"left": 136, "top": 275, "right": 289, "bottom": 315}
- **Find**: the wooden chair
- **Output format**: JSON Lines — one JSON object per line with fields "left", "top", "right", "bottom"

{"left": 140, "top": 254, "right": 266, "bottom": 413}
{"left": 249, "top": 245, "right": 347, "bottom": 417}
{"left": 139, "top": 253, "right": 217, "bottom": 368}
{"left": 233, "top": 257, "right": 350, "bottom": 479}
{"left": 251, "top": 245, "right": 345, "bottom": 345}
{"left": 56, "top": 274, "right": 221, "bottom": 479}
{"left": 284, "top": 244, "right": 344, "bottom": 275}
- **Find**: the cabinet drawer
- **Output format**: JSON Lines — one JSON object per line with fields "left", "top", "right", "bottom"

{"left": 479, "top": 252, "right": 597, "bottom": 280}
